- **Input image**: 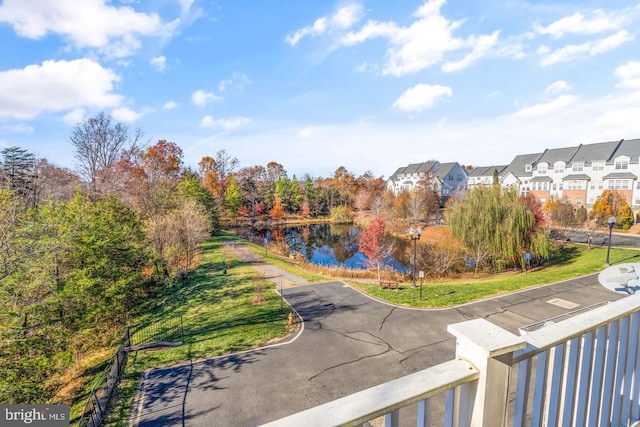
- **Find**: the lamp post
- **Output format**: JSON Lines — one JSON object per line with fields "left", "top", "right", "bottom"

{"left": 605, "top": 216, "right": 616, "bottom": 266}
{"left": 409, "top": 227, "right": 422, "bottom": 288}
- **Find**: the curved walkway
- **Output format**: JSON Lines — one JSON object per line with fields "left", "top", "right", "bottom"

{"left": 131, "top": 247, "right": 627, "bottom": 427}
{"left": 223, "top": 240, "right": 310, "bottom": 287}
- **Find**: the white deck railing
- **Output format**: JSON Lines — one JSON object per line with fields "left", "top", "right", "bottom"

{"left": 260, "top": 294, "right": 640, "bottom": 427}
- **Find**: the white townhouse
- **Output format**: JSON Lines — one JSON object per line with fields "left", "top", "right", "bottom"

{"left": 467, "top": 165, "right": 508, "bottom": 189}
{"left": 386, "top": 160, "right": 469, "bottom": 203}
{"left": 501, "top": 139, "right": 640, "bottom": 217}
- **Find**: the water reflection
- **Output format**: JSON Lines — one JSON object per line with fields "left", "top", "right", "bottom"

{"left": 238, "top": 223, "right": 409, "bottom": 272}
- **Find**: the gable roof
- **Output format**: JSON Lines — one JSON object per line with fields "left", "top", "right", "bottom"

{"left": 503, "top": 152, "right": 543, "bottom": 177}
{"left": 611, "top": 139, "right": 640, "bottom": 162}
{"left": 570, "top": 140, "right": 621, "bottom": 164}
{"left": 536, "top": 146, "right": 580, "bottom": 165}
{"left": 468, "top": 165, "right": 508, "bottom": 178}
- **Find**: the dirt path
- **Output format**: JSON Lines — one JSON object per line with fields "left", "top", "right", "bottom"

{"left": 223, "top": 240, "right": 310, "bottom": 287}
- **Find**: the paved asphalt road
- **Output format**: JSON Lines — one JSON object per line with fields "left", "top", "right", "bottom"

{"left": 131, "top": 271, "right": 628, "bottom": 427}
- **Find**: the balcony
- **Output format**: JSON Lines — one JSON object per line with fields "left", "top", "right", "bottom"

{"left": 260, "top": 294, "right": 640, "bottom": 427}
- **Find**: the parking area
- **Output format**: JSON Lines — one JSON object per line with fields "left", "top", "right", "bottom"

{"left": 132, "top": 275, "right": 625, "bottom": 426}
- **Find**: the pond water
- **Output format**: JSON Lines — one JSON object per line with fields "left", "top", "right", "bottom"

{"left": 236, "top": 223, "right": 410, "bottom": 272}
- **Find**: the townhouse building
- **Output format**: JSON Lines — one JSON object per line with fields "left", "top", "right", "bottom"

{"left": 469, "top": 138, "right": 640, "bottom": 214}
{"left": 386, "top": 161, "right": 468, "bottom": 203}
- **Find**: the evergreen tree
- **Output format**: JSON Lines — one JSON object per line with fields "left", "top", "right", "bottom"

{"left": 1, "top": 146, "right": 37, "bottom": 207}
{"left": 223, "top": 176, "right": 242, "bottom": 220}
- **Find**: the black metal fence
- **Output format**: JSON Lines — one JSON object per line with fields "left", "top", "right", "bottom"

{"left": 77, "top": 316, "right": 184, "bottom": 426}
{"left": 128, "top": 315, "right": 184, "bottom": 348}
{"left": 77, "top": 330, "right": 130, "bottom": 427}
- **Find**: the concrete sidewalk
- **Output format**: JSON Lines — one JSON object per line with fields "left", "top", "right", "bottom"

{"left": 223, "top": 240, "right": 310, "bottom": 287}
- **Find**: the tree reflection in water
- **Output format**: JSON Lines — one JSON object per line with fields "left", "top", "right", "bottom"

{"left": 238, "top": 223, "right": 408, "bottom": 272}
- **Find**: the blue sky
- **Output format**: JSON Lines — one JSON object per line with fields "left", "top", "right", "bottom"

{"left": 1, "top": 0, "right": 640, "bottom": 179}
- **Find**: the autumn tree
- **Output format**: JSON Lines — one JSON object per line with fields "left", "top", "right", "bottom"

{"left": 592, "top": 190, "right": 626, "bottom": 226}
{"left": 359, "top": 217, "right": 392, "bottom": 281}
{"left": 35, "top": 159, "right": 80, "bottom": 202}
{"left": 270, "top": 196, "right": 285, "bottom": 220}
{"left": 394, "top": 190, "right": 410, "bottom": 218}
{"left": 69, "top": 112, "right": 143, "bottom": 193}
{"left": 545, "top": 198, "right": 582, "bottom": 240}
{"left": 127, "top": 140, "right": 183, "bottom": 215}
{"left": 199, "top": 156, "right": 221, "bottom": 199}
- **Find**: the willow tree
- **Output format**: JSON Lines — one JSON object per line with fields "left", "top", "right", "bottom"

{"left": 447, "top": 186, "right": 553, "bottom": 273}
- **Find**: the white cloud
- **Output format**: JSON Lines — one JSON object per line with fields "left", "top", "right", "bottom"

{"left": 534, "top": 9, "right": 627, "bottom": 39}
{"left": 393, "top": 83, "right": 452, "bottom": 113}
{"left": 615, "top": 61, "right": 640, "bottom": 89}
{"left": 62, "top": 108, "right": 85, "bottom": 126}
{"left": 298, "top": 127, "right": 313, "bottom": 138}
{"left": 512, "top": 95, "right": 578, "bottom": 118}
{"left": 192, "top": 89, "right": 222, "bottom": 106}
{"left": 2, "top": 123, "right": 34, "bottom": 133}
{"left": 163, "top": 100, "right": 179, "bottom": 110}
{"left": 540, "top": 30, "right": 633, "bottom": 66}
{"left": 218, "top": 72, "right": 251, "bottom": 92}
{"left": 150, "top": 55, "right": 167, "bottom": 72}
{"left": 112, "top": 107, "right": 142, "bottom": 123}
{"left": 286, "top": 3, "right": 363, "bottom": 46}
{"left": 0, "top": 0, "right": 179, "bottom": 58}
{"left": 341, "top": 0, "right": 508, "bottom": 76}
{"left": 200, "top": 115, "right": 251, "bottom": 130}
{"left": 595, "top": 107, "right": 640, "bottom": 130}
{"left": 0, "top": 59, "right": 122, "bottom": 120}
{"left": 442, "top": 31, "right": 500, "bottom": 72}
{"left": 178, "top": 0, "right": 195, "bottom": 14}
{"left": 545, "top": 80, "right": 572, "bottom": 94}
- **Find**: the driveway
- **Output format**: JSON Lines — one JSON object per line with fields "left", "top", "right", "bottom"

{"left": 131, "top": 274, "right": 624, "bottom": 426}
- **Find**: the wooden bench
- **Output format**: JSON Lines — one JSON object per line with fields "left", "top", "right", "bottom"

{"left": 379, "top": 281, "right": 399, "bottom": 290}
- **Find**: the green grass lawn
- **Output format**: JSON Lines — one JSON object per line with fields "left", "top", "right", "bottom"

{"left": 348, "top": 246, "right": 640, "bottom": 307}
{"left": 104, "top": 234, "right": 293, "bottom": 426}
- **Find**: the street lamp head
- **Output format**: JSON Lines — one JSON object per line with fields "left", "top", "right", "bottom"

{"left": 409, "top": 226, "right": 422, "bottom": 240}
{"left": 608, "top": 216, "right": 616, "bottom": 227}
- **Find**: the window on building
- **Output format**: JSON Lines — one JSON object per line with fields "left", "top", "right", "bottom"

{"left": 559, "top": 183, "right": 563, "bottom": 190}
{"left": 590, "top": 181, "right": 595, "bottom": 189}
{"left": 623, "top": 180, "right": 629, "bottom": 190}
{"left": 637, "top": 181, "right": 640, "bottom": 190}
{"left": 615, "top": 159, "right": 629, "bottom": 170}
{"left": 554, "top": 163, "right": 565, "bottom": 173}
{"left": 566, "top": 197, "right": 571, "bottom": 203}
{"left": 525, "top": 164, "right": 532, "bottom": 172}
{"left": 636, "top": 199, "right": 640, "bottom": 206}
{"left": 598, "top": 181, "right": 604, "bottom": 190}
{"left": 593, "top": 162, "right": 605, "bottom": 171}
{"left": 537, "top": 165, "right": 548, "bottom": 174}
{"left": 589, "top": 197, "right": 595, "bottom": 204}
{"left": 572, "top": 163, "right": 584, "bottom": 172}
{"left": 552, "top": 183, "right": 557, "bottom": 190}
{"left": 576, "top": 198, "right": 582, "bottom": 206}
{"left": 540, "top": 198, "right": 546, "bottom": 204}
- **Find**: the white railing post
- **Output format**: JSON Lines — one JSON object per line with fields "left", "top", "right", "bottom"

{"left": 448, "top": 319, "right": 525, "bottom": 427}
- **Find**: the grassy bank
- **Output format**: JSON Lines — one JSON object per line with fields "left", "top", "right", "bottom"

{"left": 104, "top": 234, "right": 293, "bottom": 426}
{"left": 348, "top": 246, "right": 640, "bottom": 307}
